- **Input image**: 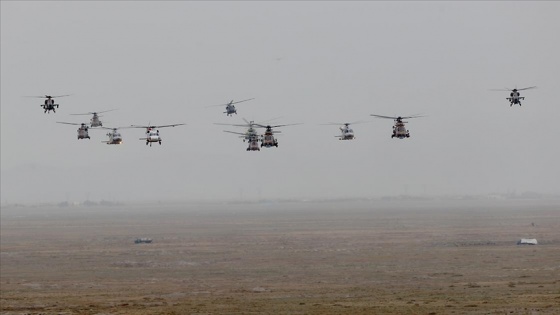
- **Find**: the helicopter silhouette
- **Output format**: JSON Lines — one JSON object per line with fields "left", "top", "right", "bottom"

{"left": 27, "top": 94, "right": 71, "bottom": 113}
{"left": 321, "top": 121, "right": 369, "bottom": 140}
{"left": 255, "top": 123, "right": 301, "bottom": 148}
{"left": 57, "top": 122, "right": 90, "bottom": 139}
{"left": 71, "top": 109, "right": 117, "bottom": 127}
{"left": 130, "top": 123, "right": 185, "bottom": 146}
{"left": 491, "top": 86, "right": 536, "bottom": 106}
{"left": 371, "top": 114, "right": 423, "bottom": 139}
{"left": 207, "top": 98, "right": 255, "bottom": 116}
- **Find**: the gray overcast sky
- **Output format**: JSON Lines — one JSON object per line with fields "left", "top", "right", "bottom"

{"left": 1, "top": 1, "right": 559, "bottom": 203}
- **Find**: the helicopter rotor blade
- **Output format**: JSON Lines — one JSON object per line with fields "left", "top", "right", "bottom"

{"left": 214, "top": 122, "right": 251, "bottom": 127}
{"left": 152, "top": 124, "right": 186, "bottom": 128}
{"left": 206, "top": 98, "right": 255, "bottom": 107}
{"left": 370, "top": 114, "right": 398, "bottom": 120}
{"left": 223, "top": 130, "right": 248, "bottom": 136}
{"left": 230, "top": 98, "right": 255, "bottom": 105}
{"left": 401, "top": 114, "right": 424, "bottom": 119}
{"left": 269, "top": 123, "right": 303, "bottom": 128}
{"left": 517, "top": 86, "right": 537, "bottom": 91}
{"left": 56, "top": 121, "right": 82, "bottom": 126}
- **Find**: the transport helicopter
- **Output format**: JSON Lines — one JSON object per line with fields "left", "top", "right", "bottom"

{"left": 215, "top": 118, "right": 262, "bottom": 142}
{"left": 99, "top": 127, "right": 126, "bottom": 145}
{"left": 57, "top": 122, "right": 90, "bottom": 139}
{"left": 321, "top": 121, "right": 368, "bottom": 140}
{"left": 491, "top": 86, "right": 536, "bottom": 106}
{"left": 71, "top": 109, "right": 117, "bottom": 127}
{"left": 129, "top": 123, "right": 185, "bottom": 146}
{"left": 246, "top": 136, "right": 261, "bottom": 151}
{"left": 255, "top": 123, "right": 301, "bottom": 148}
{"left": 370, "top": 114, "right": 423, "bottom": 139}
{"left": 27, "top": 94, "right": 70, "bottom": 113}
{"left": 207, "top": 98, "right": 255, "bottom": 116}
{"left": 224, "top": 131, "right": 261, "bottom": 151}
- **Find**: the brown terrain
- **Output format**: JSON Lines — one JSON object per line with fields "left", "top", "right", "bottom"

{"left": 1, "top": 199, "right": 559, "bottom": 314}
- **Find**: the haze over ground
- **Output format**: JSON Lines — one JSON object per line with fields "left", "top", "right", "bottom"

{"left": 1, "top": 2, "right": 559, "bottom": 203}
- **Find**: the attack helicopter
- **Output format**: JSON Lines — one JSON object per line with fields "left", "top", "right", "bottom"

{"left": 129, "top": 123, "right": 185, "bottom": 146}
{"left": 370, "top": 114, "right": 423, "bottom": 139}
{"left": 321, "top": 121, "right": 368, "bottom": 140}
{"left": 255, "top": 123, "right": 301, "bottom": 148}
{"left": 207, "top": 98, "right": 255, "bottom": 116}
{"left": 491, "top": 86, "right": 536, "bottom": 106}
{"left": 57, "top": 122, "right": 90, "bottom": 139}
{"left": 27, "top": 94, "right": 71, "bottom": 113}
{"left": 71, "top": 109, "right": 117, "bottom": 127}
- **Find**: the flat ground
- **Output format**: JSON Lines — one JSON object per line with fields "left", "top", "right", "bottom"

{"left": 1, "top": 199, "right": 559, "bottom": 314}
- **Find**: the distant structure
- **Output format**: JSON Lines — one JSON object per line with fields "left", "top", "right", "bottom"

{"left": 134, "top": 238, "right": 153, "bottom": 244}
{"left": 517, "top": 238, "right": 538, "bottom": 245}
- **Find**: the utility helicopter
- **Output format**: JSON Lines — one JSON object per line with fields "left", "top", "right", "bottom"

{"left": 223, "top": 132, "right": 261, "bottom": 151}
{"left": 370, "top": 114, "right": 423, "bottom": 139}
{"left": 321, "top": 121, "right": 368, "bottom": 140}
{"left": 57, "top": 122, "right": 90, "bottom": 139}
{"left": 215, "top": 118, "right": 262, "bottom": 142}
{"left": 71, "top": 109, "right": 117, "bottom": 127}
{"left": 255, "top": 123, "right": 301, "bottom": 148}
{"left": 207, "top": 98, "right": 255, "bottom": 116}
{"left": 491, "top": 86, "right": 537, "bottom": 106}
{"left": 99, "top": 127, "right": 127, "bottom": 145}
{"left": 27, "top": 95, "right": 71, "bottom": 113}
{"left": 129, "top": 123, "right": 185, "bottom": 146}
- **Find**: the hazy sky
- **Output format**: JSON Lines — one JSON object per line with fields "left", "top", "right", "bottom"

{"left": 2, "top": 1, "right": 559, "bottom": 203}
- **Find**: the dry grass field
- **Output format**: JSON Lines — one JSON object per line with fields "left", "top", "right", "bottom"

{"left": 1, "top": 199, "right": 559, "bottom": 314}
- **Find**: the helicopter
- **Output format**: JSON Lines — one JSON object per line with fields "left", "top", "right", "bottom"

{"left": 321, "top": 121, "right": 368, "bottom": 140}
{"left": 223, "top": 131, "right": 261, "bottom": 151}
{"left": 207, "top": 98, "right": 255, "bottom": 116}
{"left": 27, "top": 95, "right": 71, "bottom": 113}
{"left": 71, "top": 109, "right": 117, "bottom": 127}
{"left": 491, "top": 86, "right": 537, "bottom": 106}
{"left": 370, "top": 114, "right": 423, "bottom": 139}
{"left": 99, "top": 127, "right": 126, "bottom": 145}
{"left": 216, "top": 118, "right": 262, "bottom": 142}
{"left": 57, "top": 122, "right": 90, "bottom": 139}
{"left": 130, "top": 123, "right": 185, "bottom": 146}
{"left": 255, "top": 123, "right": 301, "bottom": 148}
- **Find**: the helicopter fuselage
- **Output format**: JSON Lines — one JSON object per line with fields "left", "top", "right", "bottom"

{"left": 261, "top": 133, "right": 278, "bottom": 148}
{"left": 41, "top": 98, "right": 59, "bottom": 113}
{"left": 506, "top": 91, "right": 524, "bottom": 106}
{"left": 225, "top": 104, "right": 237, "bottom": 116}
{"left": 392, "top": 122, "right": 410, "bottom": 139}
{"left": 90, "top": 114, "right": 103, "bottom": 127}
{"left": 77, "top": 126, "right": 90, "bottom": 139}
{"left": 338, "top": 127, "right": 355, "bottom": 140}
{"left": 141, "top": 129, "right": 162, "bottom": 146}
{"left": 247, "top": 138, "right": 260, "bottom": 151}
{"left": 105, "top": 131, "right": 122, "bottom": 144}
